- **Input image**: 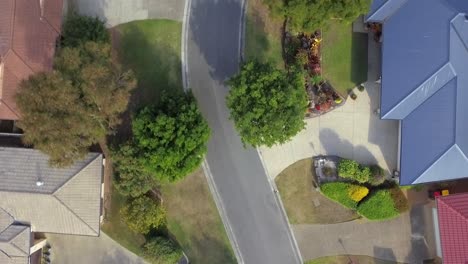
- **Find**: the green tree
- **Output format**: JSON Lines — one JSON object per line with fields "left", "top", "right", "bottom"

{"left": 112, "top": 143, "right": 158, "bottom": 197}
{"left": 16, "top": 42, "right": 136, "bottom": 167}
{"left": 264, "top": 0, "right": 371, "bottom": 32}
{"left": 16, "top": 72, "right": 104, "bottom": 167}
{"left": 227, "top": 61, "right": 308, "bottom": 147}
{"left": 61, "top": 12, "right": 110, "bottom": 48}
{"left": 120, "top": 196, "right": 166, "bottom": 234}
{"left": 143, "top": 236, "right": 183, "bottom": 264}
{"left": 55, "top": 42, "right": 137, "bottom": 130}
{"left": 132, "top": 92, "right": 210, "bottom": 182}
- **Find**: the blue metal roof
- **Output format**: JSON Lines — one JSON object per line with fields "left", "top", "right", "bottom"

{"left": 369, "top": 0, "right": 468, "bottom": 184}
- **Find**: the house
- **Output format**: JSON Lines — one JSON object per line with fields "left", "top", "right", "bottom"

{"left": 0, "top": 147, "right": 104, "bottom": 263}
{"left": 0, "top": 0, "right": 62, "bottom": 132}
{"left": 366, "top": 0, "right": 468, "bottom": 185}
{"left": 435, "top": 193, "right": 468, "bottom": 263}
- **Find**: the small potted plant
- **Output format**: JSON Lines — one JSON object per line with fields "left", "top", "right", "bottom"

{"left": 350, "top": 92, "right": 357, "bottom": 100}
{"left": 358, "top": 84, "right": 365, "bottom": 92}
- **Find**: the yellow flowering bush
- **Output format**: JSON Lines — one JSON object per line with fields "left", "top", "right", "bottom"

{"left": 348, "top": 185, "right": 369, "bottom": 202}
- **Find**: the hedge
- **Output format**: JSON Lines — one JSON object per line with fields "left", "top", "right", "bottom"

{"left": 320, "top": 182, "right": 360, "bottom": 209}
{"left": 337, "top": 159, "right": 372, "bottom": 183}
{"left": 357, "top": 189, "right": 401, "bottom": 220}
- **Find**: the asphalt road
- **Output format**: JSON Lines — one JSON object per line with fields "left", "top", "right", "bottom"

{"left": 186, "top": 0, "right": 302, "bottom": 263}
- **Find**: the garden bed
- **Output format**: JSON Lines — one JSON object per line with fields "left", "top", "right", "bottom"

{"left": 283, "top": 31, "right": 346, "bottom": 118}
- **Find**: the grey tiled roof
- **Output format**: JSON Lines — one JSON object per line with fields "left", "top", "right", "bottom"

{"left": 0, "top": 224, "right": 30, "bottom": 264}
{"left": 0, "top": 147, "right": 100, "bottom": 194}
{"left": 0, "top": 209, "right": 14, "bottom": 232}
{"left": 0, "top": 147, "right": 103, "bottom": 236}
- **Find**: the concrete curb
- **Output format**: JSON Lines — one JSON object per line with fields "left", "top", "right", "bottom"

{"left": 181, "top": 0, "right": 244, "bottom": 263}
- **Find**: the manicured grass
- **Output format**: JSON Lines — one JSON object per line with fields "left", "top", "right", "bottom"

{"left": 320, "top": 182, "right": 360, "bottom": 210}
{"left": 102, "top": 187, "right": 147, "bottom": 258}
{"left": 245, "top": 0, "right": 284, "bottom": 68}
{"left": 305, "top": 255, "right": 404, "bottom": 264}
{"left": 322, "top": 21, "right": 368, "bottom": 96}
{"left": 115, "top": 19, "right": 183, "bottom": 107}
{"left": 275, "top": 158, "right": 359, "bottom": 224}
{"left": 162, "top": 169, "right": 236, "bottom": 264}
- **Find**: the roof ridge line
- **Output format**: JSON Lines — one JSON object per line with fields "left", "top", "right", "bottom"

{"left": 52, "top": 153, "right": 101, "bottom": 194}
{"left": 411, "top": 144, "right": 456, "bottom": 184}
{"left": 51, "top": 193, "right": 99, "bottom": 235}
{"left": 0, "top": 98, "right": 20, "bottom": 119}
{"left": 438, "top": 196, "right": 468, "bottom": 223}
{"left": 0, "top": 226, "right": 28, "bottom": 256}
{"left": 10, "top": 228, "right": 29, "bottom": 256}
{"left": 451, "top": 14, "right": 468, "bottom": 53}
{"left": 367, "top": 0, "right": 409, "bottom": 21}
{"left": 382, "top": 62, "right": 456, "bottom": 119}
{"left": 9, "top": 50, "right": 35, "bottom": 77}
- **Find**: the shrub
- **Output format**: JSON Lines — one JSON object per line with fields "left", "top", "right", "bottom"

{"left": 348, "top": 185, "right": 369, "bottom": 202}
{"left": 143, "top": 236, "right": 183, "bottom": 264}
{"left": 61, "top": 12, "right": 110, "bottom": 48}
{"left": 390, "top": 186, "right": 409, "bottom": 213}
{"left": 369, "top": 165, "right": 386, "bottom": 186}
{"left": 320, "top": 182, "right": 359, "bottom": 209}
{"left": 295, "top": 49, "right": 309, "bottom": 66}
{"left": 120, "top": 196, "right": 166, "bottom": 234}
{"left": 357, "top": 189, "right": 400, "bottom": 220}
{"left": 338, "top": 159, "right": 372, "bottom": 183}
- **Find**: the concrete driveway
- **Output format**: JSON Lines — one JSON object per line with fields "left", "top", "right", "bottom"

{"left": 259, "top": 34, "right": 399, "bottom": 179}
{"left": 66, "top": 0, "right": 186, "bottom": 26}
{"left": 46, "top": 233, "right": 148, "bottom": 264}
{"left": 294, "top": 198, "right": 437, "bottom": 263}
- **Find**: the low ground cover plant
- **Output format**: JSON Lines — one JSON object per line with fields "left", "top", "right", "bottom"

{"left": 320, "top": 182, "right": 362, "bottom": 209}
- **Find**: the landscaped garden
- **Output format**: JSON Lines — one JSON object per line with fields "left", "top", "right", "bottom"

{"left": 318, "top": 158, "right": 409, "bottom": 221}
{"left": 275, "top": 159, "right": 359, "bottom": 224}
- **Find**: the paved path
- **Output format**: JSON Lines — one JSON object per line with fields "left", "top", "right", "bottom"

{"left": 47, "top": 232, "right": 148, "bottom": 264}
{"left": 294, "top": 203, "right": 437, "bottom": 263}
{"left": 67, "top": 0, "right": 186, "bottom": 26}
{"left": 259, "top": 32, "right": 399, "bottom": 179}
{"left": 186, "top": 0, "right": 301, "bottom": 263}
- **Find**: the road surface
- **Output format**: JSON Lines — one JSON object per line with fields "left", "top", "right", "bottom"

{"left": 185, "top": 0, "right": 302, "bottom": 263}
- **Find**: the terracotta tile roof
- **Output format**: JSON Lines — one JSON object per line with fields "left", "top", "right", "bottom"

{"left": 436, "top": 193, "right": 468, "bottom": 264}
{"left": 0, "top": 0, "right": 63, "bottom": 120}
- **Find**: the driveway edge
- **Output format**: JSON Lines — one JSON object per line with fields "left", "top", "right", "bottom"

{"left": 181, "top": 0, "right": 244, "bottom": 263}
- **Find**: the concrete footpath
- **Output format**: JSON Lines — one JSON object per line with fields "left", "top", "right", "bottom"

{"left": 66, "top": 0, "right": 186, "bottom": 26}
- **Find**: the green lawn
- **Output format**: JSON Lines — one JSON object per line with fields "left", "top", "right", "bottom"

{"left": 162, "top": 169, "right": 236, "bottom": 264}
{"left": 245, "top": 0, "right": 283, "bottom": 68}
{"left": 322, "top": 21, "right": 368, "bottom": 96}
{"left": 115, "top": 19, "right": 183, "bottom": 107}
{"left": 102, "top": 187, "right": 147, "bottom": 258}
{"left": 306, "top": 255, "right": 404, "bottom": 264}
{"left": 275, "top": 158, "right": 359, "bottom": 224}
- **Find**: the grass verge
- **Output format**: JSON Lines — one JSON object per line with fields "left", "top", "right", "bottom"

{"left": 322, "top": 21, "right": 368, "bottom": 96}
{"left": 162, "top": 169, "right": 236, "bottom": 264}
{"left": 114, "top": 19, "right": 183, "bottom": 108}
{"left": 275, "top": 158, "right": 359, "bottom": 224}
{"left": 245, "top": 0, "right": 283, "bottom": 68}
{"left": 305, "top": 255, "right": 404, "bottom": 264}
{"left": 102, "top": 186, "right": 147, "bottom": 257}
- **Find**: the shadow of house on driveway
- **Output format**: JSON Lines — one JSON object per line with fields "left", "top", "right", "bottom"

{"left": 319, "top": 128, "right": 377, "bottom": 166}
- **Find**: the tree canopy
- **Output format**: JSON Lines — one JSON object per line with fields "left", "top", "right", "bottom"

{"left": 132, "top": 92, "right": 210, "bottom": 182}
{"left": 112, "top": 143, "right": 158, "bottom": 197}
{"left": 61, "top": 12, "right": 110, "bottom": 48}
{"left": 16, "top": 72, "right": 103, "bottom": 166}
{"left": 143, "top": 237, "right": 183, "bottom": 264}
{"left": 120, "top": 196, "right": 166, "bottom": 234}
{"left": 264, "top": 0, "right": 371, "bottom": 32}
{"left": 16, "top": 42, "right": 136, "bottom": 167}
{"left": 227, "top": 61, "right": 308, "bottom": 147}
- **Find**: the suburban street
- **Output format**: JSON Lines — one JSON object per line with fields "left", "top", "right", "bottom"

{"left": 186, "top": 0, "right": 302, "bottom": 263}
